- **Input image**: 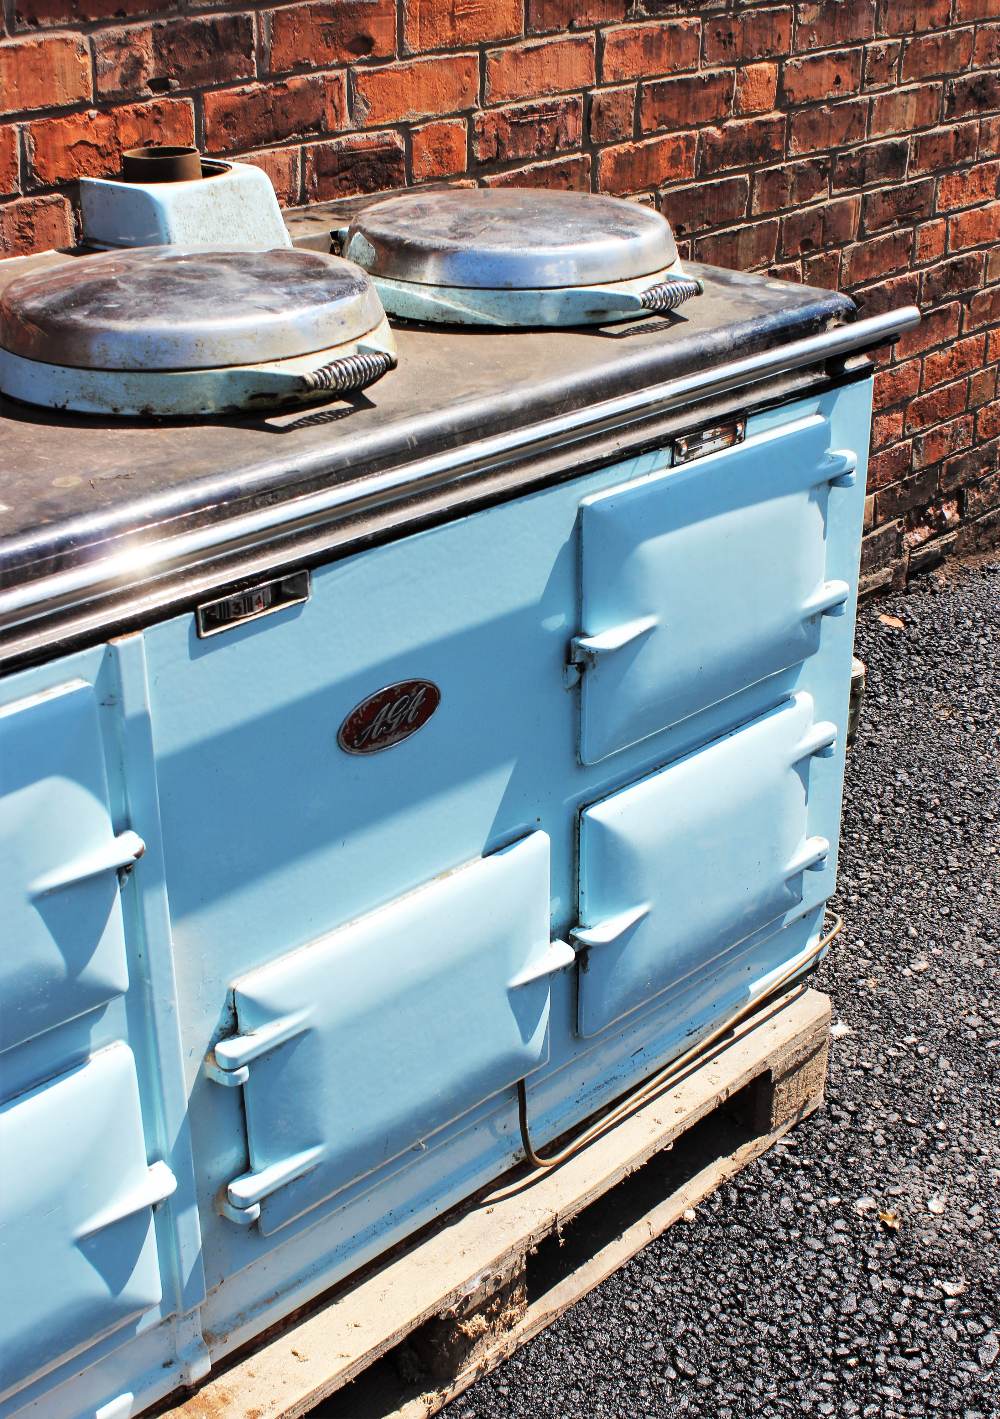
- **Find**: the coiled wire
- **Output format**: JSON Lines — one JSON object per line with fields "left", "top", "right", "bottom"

{"left": 302, "top": 349, "right": 395, "bottom": 394}
{"left": 639, "top": 275, "right": 705, "bottom": 313}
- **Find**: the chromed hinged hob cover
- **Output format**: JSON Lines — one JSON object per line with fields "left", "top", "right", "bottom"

{"left": 0, "top": 245, "right": 396, "bottom": 417}
{"left": 340, "top": 187, "right": 703, "bottom": 327}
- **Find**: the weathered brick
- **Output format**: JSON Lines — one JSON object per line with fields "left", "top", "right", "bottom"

{"left": 410, "top": 118, "right": 467, "bottom": 180}
{"left": 0, "top": 126, "right": 18, "bottom": 194}
{"left": 238, "top": 147, "right": 301, "bottom": 206}
{"left": 803, "top": 249, "right": 841, "bottom": 288}
{"left": 969, "top": 366, "right": 998, "bottom": 406}
{"left": 946, "top": 71, "right": 1000, "bottom": 120}
{"left": 910, "top": 123, "right": 979, "bottom": 175}
{"left": 876, "top": 0, "right": 951, "bottom": 33}
{"left": 896, "top": 302, "right": 961, "bottom": 359}
{"left": 862, "top": 179, "right": 934, "bottom": 233}
{"left": 863, "top": 39, "right": 900, "bottom": 90}
{"left": 922, "top": 333, "right": 987, "bottom": 390}
{"left": 977, "top": 402, "right": 1000, "bottom": 441}
{"left": 355, "top": 54, "right": 477, "bottom": 125}
{"left": 753, "top": 156, "right": 829, "bottom": 213}
{"left": 589, "top": 86, "right": 634, "bottom": 145}
{"left": 13, "top": 0, "right": 156, "bottom": 26}
{"left": 914, "top": 414, "right": 974, "bottom": 469}
{"left": 268, "top": 1, "right": 395, "bottom": 74}
{"left": 0, "top": 35, "right": 90, "bottom": 115}
{"left": 0, "top": 192, "right": 72, "bottom": 253}
{"left": 872, "top": 408, "right": 905, "bottom": 449}
{"left": 964, "top": 467, "right": 1000, "bottom": 516}
{"left": 404, "top": 0, "right": 521, "bottom": 52}
{"left": 867, "top": 446, "right": 912, "bottom": 494}
{"left": 602, "top": 20, "right": 699, "bottom": 83}
{"left": 485, "top": 35, "right": 595, "bottom": 104}
{"left": 694, "top": 219, "right": 779, "bottom": 270}
{"left": 875, "top": 467, "right": 938, "bottom": 521}
{"left": 796, "top": 0, "right": 875, "bottom": 49}
{"left": 473, "top": 96, "right": 582, "bottom": 163}
{"left": 700, "top": 114, "right": 786, "bottom": 171}
{"left": 949, "top": 202, "right": 1000, "bottom": 252}
{"left": 27, "top": 99, "right": 194, "bottom": 186}
{"left": 853, "top": 270, "right": 921, "bottom": 315}
{"left": 906, "top": 379, "right": 968, "bottom": 432}
{"left": 483, "top": 152, "right": 590, "bottom": 188}
{"left": 95, "top": 15, "right": 256, "bottom": 102}
{"left": 902, "top": 29, "right": 975, "bottom": 81}
{"left": 915, "top": 219, "right": 947, "bottom": 264}
{"left": 965, "top": 284, "right": 1000, "bottom": 330}
{"left": 874, "top": 358, "right": 922, "bottom": 408}
{"left": 870, "top": 83, "right": 941, "bottom": 137}
{"left": 841, "top": 230, "right": 911, "bottom": 286}
{"left": 735, "top": 63, "right": 778, "bottom": 115}
{"left": 661, "top": 174, "right": 748, "bottom": 238}
{"left": 703, "top": 7, "right": 792, "bottom": 64}
{"left": 781, "top": 50, "right": 863, "bottom": 105}
{"left": 204, "top": 75, "right": 344, "bottom": 154}
{"left": 782, "top": 196, "right": 859, "bottom": 256}
{"left": 789, "top": 99, "right": 868, "bottom": 156}
{"left": 640, "top": 71, "right": 734, "bottom": 132}
{"left": 921, "top": 252, "right": 985, "bottom": 304}
{"left": 832, "top": 138, "right": 908, "bottom": 191}
{"left": 973, "top": 22, "right": 1000, "bottom": 68}
{"left": 938, "top": 162, "right": 1000, "bottom": 212}
{"left": 954, "top": 0, "right": 1000, "bottom": 20}
{"left": 527, "top": 0, "right": 625, "bottom": 33}
{"left": 943, "top": 439, "right": 998, "bottom": 495}
{"left": 304, "top": 130, "right": 405, "bottom": 200}
{"left": 597, "top": 131, "right": 696, "bottom": 194}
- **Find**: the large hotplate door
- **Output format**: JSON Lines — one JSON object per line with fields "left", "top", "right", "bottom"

{"left": 573, "top": 414, "right": 856, "bottom": 764}
{"left": 216, "top": 831, "right": 569, "bottom": 1234}
{"left": 0, "top": 679, "right": 143, "bottom": 1054}
{"left": 0, "top": 1044, "right": 174, "bottom": 1397}
{"left": 575, "top": 693, "right": 837, "bottom": 1038}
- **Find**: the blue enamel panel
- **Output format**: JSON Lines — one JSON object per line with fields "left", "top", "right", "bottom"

{"left": 576, "top": 692, "right": 837, "bottom": 1037}
{"left": 0, "top": 1044, "right": 168, "bottom": 1398}
{"left": 219, "top": 831, "right": 562, "bottom": 1234}
{"left": 0, "top": 679, "right": 132, "bottom": 1054}
{"left": 576, "top": 413, "right": 856, "bottom": 763}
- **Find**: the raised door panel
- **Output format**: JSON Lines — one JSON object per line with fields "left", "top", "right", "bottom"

{"left": 0, "top": 679, "right": 140, "bottom": 1053}
{"left": 0, "top": 1044, "right": 172, "bottom": 1397}
{"left": 576, "top": 693, "right": 837, "bottom": 1037}
{"left": 576, "top": 414, "right": 856, "bottom": 763}
{"left": 216, "top": 831, "right": 569, "bottom": 1235}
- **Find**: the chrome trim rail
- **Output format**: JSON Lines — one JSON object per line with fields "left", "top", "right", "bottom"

{"left": 0, "top": 306, "right": 919, "bottom": 643}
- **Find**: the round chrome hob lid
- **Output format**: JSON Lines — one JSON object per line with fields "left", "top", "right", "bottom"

{"left": 0, "top": 245, "right": 386, "bottom": 370}
{"left": 342, "top": 188, "right": 679, "bottom": 290}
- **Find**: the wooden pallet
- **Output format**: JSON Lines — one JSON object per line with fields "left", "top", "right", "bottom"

{"left": 164, "top": 987, "right": 831, "bottom": 1419}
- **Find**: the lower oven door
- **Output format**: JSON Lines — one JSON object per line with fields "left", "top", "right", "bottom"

{"left": 575, "top": 692, "right": 837, "bottom": 1038}
{"left": 214, "top": 830, "right": 568, "bottom": 1234}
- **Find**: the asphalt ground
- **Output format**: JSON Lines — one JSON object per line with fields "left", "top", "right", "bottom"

{"left": 446, "top": 553, "right": 999, "bottom": 1419}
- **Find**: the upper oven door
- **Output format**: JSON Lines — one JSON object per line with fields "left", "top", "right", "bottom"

{"left": 573, "top": 413, "right": 857, "bottom": 764}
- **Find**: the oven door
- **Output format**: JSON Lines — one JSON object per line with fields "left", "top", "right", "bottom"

{"left": 573, "top": 412, "right": 856, "bottom": 764}
{"left": 0, "top": 1044, "right": 174, "bottom": 1397}
{"left": 214, "top": 830, "right": 571, "bottom": 1234}
{"left": 574, "top": 692, "right": 837, "bottom": 1038}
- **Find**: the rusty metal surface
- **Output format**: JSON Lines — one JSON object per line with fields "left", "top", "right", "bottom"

{"left": 341, "top": 188, "right": 677, "bottom": 289}
{"left": 0, "top": 246, "right": 383, "bottom": 370}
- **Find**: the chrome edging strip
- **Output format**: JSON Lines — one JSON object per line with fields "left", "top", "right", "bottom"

{"left": 0, "top": 306, "right": 919, "bottom": 637}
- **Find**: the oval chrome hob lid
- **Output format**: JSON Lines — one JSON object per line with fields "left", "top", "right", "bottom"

{"left": 0, "top": 245, "right": 396, "bottom": 417}
{"left": 340, "top": 188, "right": 703, "bottom": 328}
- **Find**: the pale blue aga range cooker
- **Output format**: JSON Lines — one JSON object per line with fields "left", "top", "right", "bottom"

{"left": 0, "top": 188, "right": 918, "bottom": 1419}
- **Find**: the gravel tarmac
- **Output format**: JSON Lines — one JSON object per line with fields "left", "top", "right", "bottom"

{"left": 446, "top": 554, "right": 999, "bottom": 1419}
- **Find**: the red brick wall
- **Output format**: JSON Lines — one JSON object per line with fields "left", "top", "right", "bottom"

{"left": 1, "top": 1, "right": 998, "bottom": 581}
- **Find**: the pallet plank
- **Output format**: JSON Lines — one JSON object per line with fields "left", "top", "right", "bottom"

{"left": 163, "top": 987, "right": 831, "bottom": 1419}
